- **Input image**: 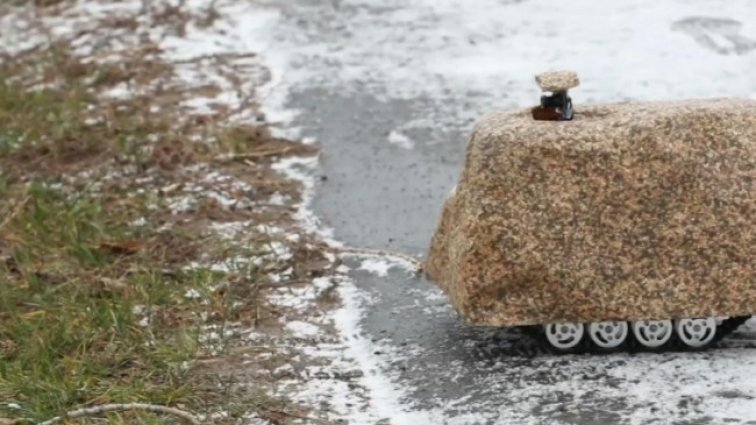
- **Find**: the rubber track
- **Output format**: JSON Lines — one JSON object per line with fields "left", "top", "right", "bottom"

{"left": 524, "top": 316, "right": 752, "bottom": 354}
{"left": 714, "top": 316, "right": 751, "bottom": 343}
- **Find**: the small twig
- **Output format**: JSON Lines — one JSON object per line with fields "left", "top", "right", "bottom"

{"left": 214, "top": 147, "right": 294, "bottom": 162}
{"left": 335, "top": 247, "right": 424, "bottom": 273}
{"left": 38, "top": 403, "right": 200, "bottom": 425}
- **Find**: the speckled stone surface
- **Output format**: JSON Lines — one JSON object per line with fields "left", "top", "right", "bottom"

{"left": 425, "top": 98, "right": 756, "bottom": 327}
{"left": 535, "top": 71, "right": 580, "bottom": 92}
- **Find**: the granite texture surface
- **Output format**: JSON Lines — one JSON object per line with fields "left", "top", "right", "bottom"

{"left": 425, "top": 99, "right": 756, "bottom": 326}
{"left": 535, "top": 70, "right": 580, "bottom": 92}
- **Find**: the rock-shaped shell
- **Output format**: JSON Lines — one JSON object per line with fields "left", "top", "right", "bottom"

{"left": 425, "top": 99, "right": 756, "bottom": 326}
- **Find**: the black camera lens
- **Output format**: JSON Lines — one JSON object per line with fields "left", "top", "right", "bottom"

{"left": 541, "top": 92, "right": 566, "bottom": 108}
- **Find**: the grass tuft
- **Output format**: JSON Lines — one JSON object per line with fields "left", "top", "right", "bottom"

{"left": 0, "top": 35, "right": 292, "bottom": 424}
{"left": 0, "top": 186, "right": 209, "bottom": 421}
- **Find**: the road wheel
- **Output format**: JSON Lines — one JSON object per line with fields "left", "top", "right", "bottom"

{"left": 543, "top": 322, "right": 585, "bottom": 354}
{"left": 675, "top": 317, "right": 717, "bottom": 350}
{"left": 587, "top": 320, "right": 629, "bottom": 351}
{"left": 631, "top": 319, "right": 673, "bottom": 351}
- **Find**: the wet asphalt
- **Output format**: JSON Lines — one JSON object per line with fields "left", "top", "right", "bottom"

{"left": 266, "top": 2, "right": 756, "bottom": 424}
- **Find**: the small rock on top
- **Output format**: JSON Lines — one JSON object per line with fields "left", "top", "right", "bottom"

{"left": 535, "top": 70, "right": 579, "bottom": 92}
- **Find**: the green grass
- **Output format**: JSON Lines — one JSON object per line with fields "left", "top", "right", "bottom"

{"left": 0, "top": 44, "right": 275, "bottom": 424}
{"left": 0, "top": 183, "right": 229, "bottom": 422}
{"left": 0, "top": 77, "right": 87, "bottom": 157}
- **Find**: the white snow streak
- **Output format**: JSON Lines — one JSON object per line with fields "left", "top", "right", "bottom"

{"left": 387, "top": 130, "right": 414, "bottom": 149}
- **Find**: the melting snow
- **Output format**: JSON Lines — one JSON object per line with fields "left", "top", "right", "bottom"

{"left": 184, "top": 289, "right": 203, "bottom": 299}
{"left": 285, "top": 320, "right": 321, "bottom": 338}
{"left": 387, "top": 130, "right": 414, "bottom": 149}
{"left": 358, "top": 258, "right": 394, "bottom": 277}
{"left": 101, "top": 82, "right": 132, "bottom": 99}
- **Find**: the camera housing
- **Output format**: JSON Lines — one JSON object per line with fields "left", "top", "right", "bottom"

{"left": 539, "top": 91, "right": 574, "bottom": 121}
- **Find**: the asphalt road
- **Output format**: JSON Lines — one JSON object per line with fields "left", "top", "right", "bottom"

{"left": 256, "top": 1, "right": 756, "bottom": 423}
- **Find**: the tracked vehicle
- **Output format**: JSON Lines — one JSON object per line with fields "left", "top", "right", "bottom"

{"left": 425, "top": 71, "right": 756, "bottom": 353}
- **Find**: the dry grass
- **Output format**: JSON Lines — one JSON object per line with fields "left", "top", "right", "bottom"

{"left": 0, "top": 12, "right": 329, "bottom": 424}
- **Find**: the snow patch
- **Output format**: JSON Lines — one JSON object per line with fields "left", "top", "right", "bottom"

{"left": 268, "top": 277, "right": 334, "bottom": 313}
{"left": 101, "top": 82, "right": 133, "bottom": 99}
{"left": 273, "top": 156, "right": 339, "bottom": 244}
{"left": 387, "top": 130, "right": 414, "bottom": 149}
{"left": 184, "top": 288, "right": 203, "bottom": 299}
{"left": 267, "top": 192, "right": 289, "bottom": 206}
{"left": 333, "top": 277, "right": 440, "bottom": 424}
{"left": 285, "top": 320, "right": 321, "bottom": 338}
{"left": 358, "top": 258, "right": 394, "bottom": 277}
{"left": 168, "top": 195, "right": 197, "bottom": 214}
{"left": 210, "top": 221, "right": 251, "bottom": 240}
